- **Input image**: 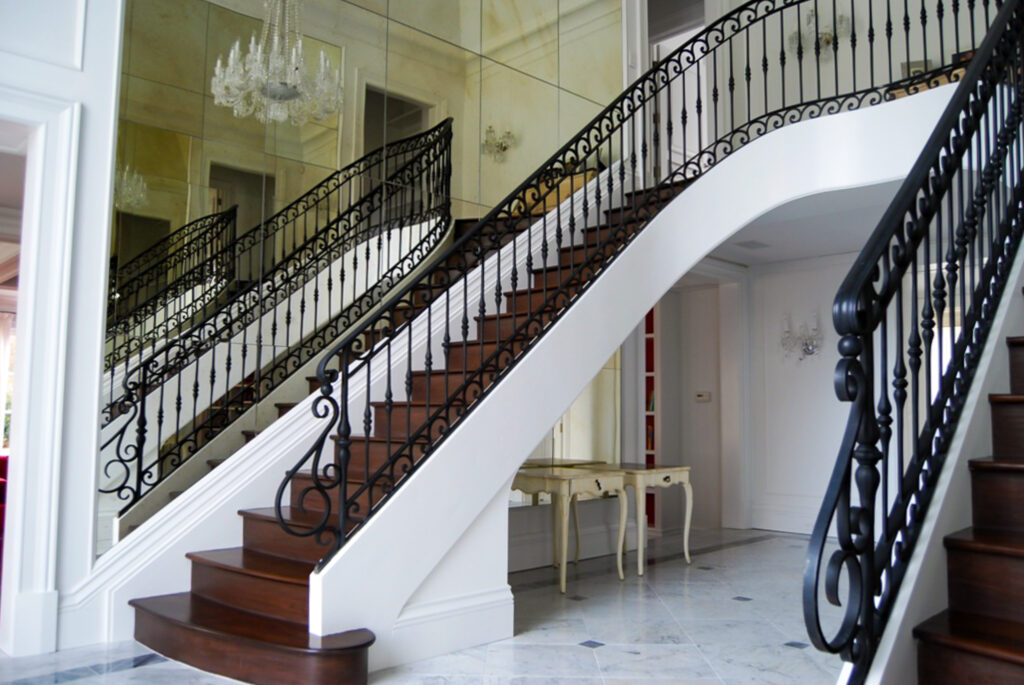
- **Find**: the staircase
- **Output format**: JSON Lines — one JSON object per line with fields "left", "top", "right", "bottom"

{"left": 117, "top": 0, "right": 1009, "bottom": 683}
{"left": 99, "top": 120, "right": 453, "bottom": 537}
{"left": 913, "top": 320, "right": 1024, "bottom": 682}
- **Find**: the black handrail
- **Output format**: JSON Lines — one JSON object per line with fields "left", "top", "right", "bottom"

{"left": 99, "top": 120, "right": 453, "bottom": 514}
{"left": 804, "top": 1, "right": 1024, "bottom": 681}
{"left": 103, "top": 119, "right": 446, "bottom": 374}
{"left": 107, "top": 206, "right": 238, "bottom": 348}
{"left": 109, "top": 205, "right": 238, "bottom": 318}
{"left": 277, "top": 0, "right": 999, "bottom": 582}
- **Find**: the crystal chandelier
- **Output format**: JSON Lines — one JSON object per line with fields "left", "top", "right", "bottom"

{"left": 113, "top": 166, "right": 148, "bottom": 212}
{"left": 211, "top": 0, "right": 342, "bottom": 126}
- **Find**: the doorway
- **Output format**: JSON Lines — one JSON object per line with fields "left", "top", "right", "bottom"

{"left": 208, "top": 164, "right": 276, "bottom": 278}
{"left": 363, "top": 86, "right": 429, "bottom": 154}
{"left": 0, "top": 147, "right": 24, "bottom": 610}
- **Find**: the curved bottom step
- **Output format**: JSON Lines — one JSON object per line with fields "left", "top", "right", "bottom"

{"left": 131, "top": 593, "right": 374, "bottom": 685}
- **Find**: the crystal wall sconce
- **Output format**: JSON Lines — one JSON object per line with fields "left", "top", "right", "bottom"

{"left": 482, "top": 126, "right": 516, "bottom": 162}
{"left": 781, "top": 312, "right": 825, "bottom": 360}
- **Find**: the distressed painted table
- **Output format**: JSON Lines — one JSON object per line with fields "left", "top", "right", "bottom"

{"left": 568, "top": 462, "right": 693, "bottom": 575}
{"left": 512, "top": 465, "right": 627, "bottom": 593}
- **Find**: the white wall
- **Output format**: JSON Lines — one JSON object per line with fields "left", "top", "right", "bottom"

{"left": 669, "top": 285, "right": 723, "bottom": 531}
{"left": 0, "top": 0, "right": 123, "bottom": 656}
{"left": 749, "top": 252, "right": 858, "bottom": 534}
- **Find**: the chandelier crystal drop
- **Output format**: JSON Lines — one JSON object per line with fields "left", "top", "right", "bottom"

{"left": 211, "top": 0, "right": 342, "bottom": 126}
{"left": 113, "top": 166, "right": 148, "bottom": 212}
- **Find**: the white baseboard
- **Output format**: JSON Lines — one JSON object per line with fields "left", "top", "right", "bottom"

{"left": 381, "top": 586, "right": 513, "bottom": 671}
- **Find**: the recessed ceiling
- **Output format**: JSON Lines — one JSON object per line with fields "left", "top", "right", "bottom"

{"left": 709, "top": 180, "right": 904, "bottom": 266}
{"left": 0, "top": 152, "right": 25, "bottom": 210}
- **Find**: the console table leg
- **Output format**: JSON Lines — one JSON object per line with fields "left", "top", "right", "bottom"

{"left": 635, "top": 484, "right": 646, "bottom": 576}
{"left": 559, "top": 493, "right": 570, "bottom": 593}
{"left": 571, "top": 496, "right": 581, "bottom": 565}
{"left": 616, "top": 489, "right": 627, "bottom": 581}
{"left": 682, "top": 481, "right": 693, "bottom": 564}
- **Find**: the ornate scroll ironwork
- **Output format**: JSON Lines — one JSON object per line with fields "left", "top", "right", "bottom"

{"left": 279, "top": 0, "right": 1002, "bottom": 596}
{"left": 805, "top": 1, "right": 1024, "bottom": 682}
{"left": 99, "top": 119, "right": 453, "bottom": 513}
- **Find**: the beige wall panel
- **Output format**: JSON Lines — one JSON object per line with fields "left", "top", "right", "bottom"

{"left": 122, "top": 75, "right": 205, "bottom": 138}
{"left": 483, "top": 0, "right": 558, "bottom": 84}
{"left": 559, "top": 0, "right": 623, "bottom": 105}
{"left": 130, "top": 0, "right": 210, "bottom": 94}
{"left": 479, "top": 58, "right": 558, "bottom": 207}
{"left": 389, "top": 0, "right": 481, "bottom": 53}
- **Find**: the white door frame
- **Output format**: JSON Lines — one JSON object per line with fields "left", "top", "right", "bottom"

{"left": 0, "top": 87, "right": 81, "bottom": 656}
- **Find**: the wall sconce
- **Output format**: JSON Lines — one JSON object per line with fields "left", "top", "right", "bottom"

{"left": 787, "top": 10, "right": 852, "bottom": 60}
{"left": 781, "top": 312, "right": 825, "bottom": 360}
{"left": 482, "top": 125, "right": 516, "bottom": 162}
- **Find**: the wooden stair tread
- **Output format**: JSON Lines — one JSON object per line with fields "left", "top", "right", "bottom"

{"left": 945, "top": 527, "right": 1024, "bottom": 557}
{"left": 988, "top": 394, "right": 1024, "bottom": 403}
{"left": 915, "top": 610, "right": 1024, "bottom": 667}
{"left": 240, "top": 506, "right": 340, "bottom": 531}
{"left": 186, "top": 548, "right": 314, "bottom": 586}
{"left": 131, "top": 592, "right": 373, "bottom": 652}
{"left": 1006, "top": 336, "right": 1024, "bottom": 346}
{"left": 969, "top": 457, "right": 1024, "bottom": 472}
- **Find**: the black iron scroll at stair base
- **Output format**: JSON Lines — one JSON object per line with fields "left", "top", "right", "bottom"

{"left": 99, "top": 119, "right": 452, "bottom": 515}
{"left": 278, "top": 0, "right": 1002, "bottom": 585}
{"left": 804, "top": 1, "right": 1024, "bottom": 682}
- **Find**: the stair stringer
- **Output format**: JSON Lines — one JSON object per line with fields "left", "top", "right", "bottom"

{"left": 310, "top": 84, "right": 958, "bottom": 672}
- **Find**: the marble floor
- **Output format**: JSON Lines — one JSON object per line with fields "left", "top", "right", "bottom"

{"left": 0, "top": 529, "right": 843, "bottom": 685}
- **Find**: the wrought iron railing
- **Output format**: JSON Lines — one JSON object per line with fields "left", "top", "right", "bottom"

{"left": 106, "top": 206, "right": 238, "bottom": 364}
{"left": 100, "top": 119, "right": 453, "bottom": 514}
{"left": 278, "top": 0, "right": 999, "bottom": 571}
{"left": 102, "top": 122, "right": 442, "bottom": 375}
{"left": 108, "top": 205, "right": 238, "bottom": 325}
{"left": 804, "top": 1, "right": 1024, "bottom": 682}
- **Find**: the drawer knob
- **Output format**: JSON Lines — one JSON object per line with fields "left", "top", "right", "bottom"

{"left": 663, "top": 475, "right": 672, "bottom": 483}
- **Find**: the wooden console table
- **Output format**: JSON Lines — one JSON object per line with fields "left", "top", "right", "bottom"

{"left": 512, "top": 466, "right": 627, "bottom": 593}
{"left": 567, "top": 462, "right": 692, "bottom": 575}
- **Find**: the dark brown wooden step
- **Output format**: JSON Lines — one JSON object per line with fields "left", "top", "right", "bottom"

{"left": 240, "top": 507, "right": 339, "bottom": 564}
{"left": 475, "top": 311, "right": 556, "bottom": 339}
{"left": 1008, "top": 337, "right": 1024, "bottom": 395}
{"left": 276, "top": 402, "right": 297, "bottom": 418}
{"left": 290, "top": 472, "right": 394, "bottom": 517}
{"left": 945, "top": 527, "right": 1024, "bottom": 624}
{"left": 207, "top": 458, "right": 225, "bottom": 469}
{"left": 989, "top": 394, "right": 1024, "bottom": 461}
{"left": 915, "top": 610, "right": 1024, "bottom": 683}
{"left": 969, "top": 458, "right": 1024, "bottom": 532}
{"left": 188, "top": 548, "right": 312, "bottom": 624}
{"left": 329, "top": 435, "right": 428, "bottom": 479}
{"left": 242, "top": 430, "right": 259, "bottom": 444}
{"left": 306, "top": 375, "right": 323, "bottom": 394}
{"left": 409, "top": 369, "right": 474, "bottom": 402}
{"left": 131, "top": 592, "right": 373, "bottom": 685}
{"left": 444, "top": 339, "right": 528, "bottom": 372}
{"left": 504, "top": 284, "right": 579, "bottom": 315}
{"left": 370, "top": 401, "right": 465, "bottom": 440}
{"left": 557, "top": 239, "right": 620, "bottom": 268}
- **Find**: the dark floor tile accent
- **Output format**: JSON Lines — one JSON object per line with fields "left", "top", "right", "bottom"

{"left": 3, "top": 652, "right": 166, "bottom": 685}
{"left": 579, "top": 640, "right": 605, "bottom": 649}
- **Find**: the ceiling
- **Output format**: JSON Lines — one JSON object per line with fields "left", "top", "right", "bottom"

{"left": 708, "top": 180, "right": 904, "bottom": 267}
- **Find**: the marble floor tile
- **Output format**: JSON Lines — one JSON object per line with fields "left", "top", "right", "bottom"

{"left": 594, "top": 643, "right": 718, "bottom": 681}
{"left": 483, "top": 644, "right": 601, "bottom": 678}
{"left": 699, "top": 642, "right": 837, "bottom": 685}
{"left": 0, "top": 529, "right": 847, "bottom": 685}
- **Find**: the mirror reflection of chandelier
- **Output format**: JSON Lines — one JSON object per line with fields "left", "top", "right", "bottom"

{"left": 211, "top": 0, "right": 342, "bottom": 126}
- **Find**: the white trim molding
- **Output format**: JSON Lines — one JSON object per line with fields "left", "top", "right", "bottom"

{"left": 0, "top": 86, "right": 81, "bottom": 656}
